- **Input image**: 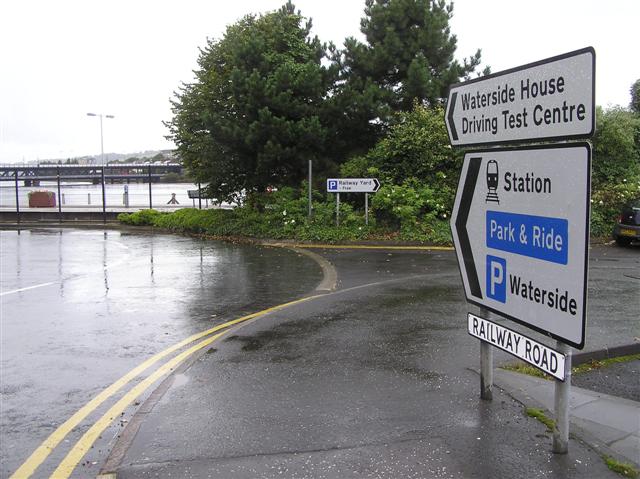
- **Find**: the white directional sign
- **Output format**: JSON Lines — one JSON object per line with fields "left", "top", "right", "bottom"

{"left": 446, "top": 47, "right": 595, "bottom": 147}
{"left": 468, "top": 313, "right": 567, "bottom": 380}
{"left": 450, "top": 143, "right": 591, "bottom": 349}
{"left": 327, "top": 178, "right": 380, "bottom": 193}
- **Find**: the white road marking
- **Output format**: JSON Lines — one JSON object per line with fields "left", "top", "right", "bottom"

{"left": 0, "top": 281, "right": 58, "bottom": 296}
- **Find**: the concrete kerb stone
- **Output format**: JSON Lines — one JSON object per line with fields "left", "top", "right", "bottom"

{"left": 572, "top": 343, "right": 640, "bottom": 366}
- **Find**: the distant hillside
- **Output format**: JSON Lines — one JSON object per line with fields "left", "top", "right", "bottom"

{"left": 31, "top": 149, "right": 179, "bottom": 165}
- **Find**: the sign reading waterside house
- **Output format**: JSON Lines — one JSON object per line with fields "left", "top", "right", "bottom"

{"left": 445, "top": 47, "right": 595, "bottom": 147}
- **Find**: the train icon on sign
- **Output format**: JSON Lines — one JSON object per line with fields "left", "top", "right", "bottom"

{"left": 485, "top": 159, "right": 500, "bottom": 204}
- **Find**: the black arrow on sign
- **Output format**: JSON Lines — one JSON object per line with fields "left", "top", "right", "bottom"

{"left": 447, "top": 92, "right": 458, "bottom": 141}
{"left": 372, "top": 178, "right": 380, "bottom": 192}
{"left": 455, "top": 157, "right": 482, "bottom": 298}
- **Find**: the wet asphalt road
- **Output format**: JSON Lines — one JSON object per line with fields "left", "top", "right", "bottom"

{"left": 0, "top": 228, "right": 637, "bottom": 478}
{"left": 0, "top": 228, "right": 321, "bottom": 477}
{"left": 113, "top": 244, "right": 637, "bottom": 478}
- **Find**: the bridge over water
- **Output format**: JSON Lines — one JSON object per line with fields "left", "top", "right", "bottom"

{"left": 0, "top": 163, "right": 183, "bottom": 186}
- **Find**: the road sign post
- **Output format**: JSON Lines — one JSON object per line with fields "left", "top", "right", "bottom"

{"left": 327, "top": 178, "right": 380, "bottom": 226}
{"left": 448, "top": 48, "right": 595, "bottom": 455}
{"left": 479, "top": 308, "right": 493, "bottom": 400}
{"left": 553, "top": 341, "right": 572, "bottom": 453}
{"left": 365, "top": 193, "right": 369, "bottom": 226}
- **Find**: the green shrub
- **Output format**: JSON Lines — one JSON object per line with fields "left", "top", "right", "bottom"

{"left": 590, "top": 179, "right": 640, "bottom": 237}
{"left": 117, "top": 209, "right": 163, "bottom": 226}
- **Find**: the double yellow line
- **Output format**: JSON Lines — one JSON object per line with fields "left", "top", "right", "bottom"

{"left": 11, "top": 295, "right": 319, "bottom": 479}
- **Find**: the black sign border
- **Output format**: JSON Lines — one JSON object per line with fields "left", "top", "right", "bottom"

{"left": 450, "top": 142, "right": 591, "bottom": 350}
{"left": 446, "top": 47, "right": 596, "bottom": 148}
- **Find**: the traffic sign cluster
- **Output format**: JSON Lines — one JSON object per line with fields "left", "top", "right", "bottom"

{"left": 448, "top": 47, "right": 595, "bottom": 369}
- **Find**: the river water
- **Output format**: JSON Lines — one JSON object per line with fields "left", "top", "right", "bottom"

{"left": 0, "top": 182, "right": 235, "bottom": 210}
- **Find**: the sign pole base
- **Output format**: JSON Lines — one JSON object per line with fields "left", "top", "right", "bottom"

{"left": 479, "top": 308, "right": 493, "bottom": 400}
{"left": 553, "top": 341, "right": 572, "bottom": 454}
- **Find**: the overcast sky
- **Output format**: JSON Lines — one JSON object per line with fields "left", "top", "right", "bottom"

{"left": 1, "top": 0, "right": 638, "bottom": 163}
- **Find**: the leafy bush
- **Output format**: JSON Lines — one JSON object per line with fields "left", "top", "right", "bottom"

{"left": 590, "top": 106, "right": 640, "bottom": 237}
{"left": 118, "top": 209, "right": 164, "bottom": 226}
{"left": 590, "top": 179, "right": 640, "bottom": 237}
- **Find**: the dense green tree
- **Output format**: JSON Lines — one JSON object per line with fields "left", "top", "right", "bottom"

{"left": 341, "top": 104, "right": 458, "bottom": 184}
{"left": 337, "top": 0, "right": 483, "bottom": 131}
{"left": 592, "top": 106, "right": 640, "bottom": 188}
{"left": 167, "top": 2, "right": 335, "bottom": 202}
{"left": 630, "top": 79, "right": 640, "bottom": 114}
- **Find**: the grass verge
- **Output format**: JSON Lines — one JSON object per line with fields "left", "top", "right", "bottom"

{"left": 524, "top": 407, "right": 555, "bottom": 432}
{"left": 501, "top": 353, "right": 640, "bottom": 380}
{"left": 604, "top": 456, "right": 639, "bottom": 478}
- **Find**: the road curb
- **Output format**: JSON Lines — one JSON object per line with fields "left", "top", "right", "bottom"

{"left": 573, "top": 343, "right": 640, "bottom": 366}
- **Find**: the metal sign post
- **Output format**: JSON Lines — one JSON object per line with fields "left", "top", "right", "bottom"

{"left": 365, "top": 193, "right": 369, "bottom": 226}
{"left": 448, "top": 47, "right": 595, "bottom": 455}
{"left": 336, "top": 193, "right": 340, "bottom": 227}
{"left": 327, "top": 178, "right": 380, "bottom": 226}
{"left": 308, "top": 160, "right": 313, "bottom": 218}
{"left": 479, "top": 308, "right": 493, "bottom": 400}
{"left": 553, "top": 342, "right": 572, "bottom": 453}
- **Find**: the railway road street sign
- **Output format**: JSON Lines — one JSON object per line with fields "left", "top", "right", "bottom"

{"left": 450, "top": 143, "right": 591, "bottom": 349}
{"left": 445, "top": 47, "right": 595, "bottom": 147}
{"left": 327, "top": 178, "right": 380, "bottom": 193}
{"left": 468, "top": 313, "right": 567, "bottom": 380}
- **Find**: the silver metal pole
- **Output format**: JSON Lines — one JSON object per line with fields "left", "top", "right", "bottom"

{"left": 308, "top": 160, "right": 312, "bottom": 218}
{"left": 14, "top": 169, "right": 20, "bottom": 219}
{"left": 101, "top": 167, "right": 106, "bottom": 222}
{"left": 365, "top": 193, "right": 369, "bottom": 225}
{"left": 148, "top": 165, "right": 153, "bottom": 209}
{"left": 336, "top": 193, "right": 340, "bottom": 227}
{"left": 100, "top": 114, "right": 104, "bottom": 165}
{"left": 553, "top": 341, "right": 572, "bottom": 453}
{"left": 480, "top": 307, "right": 493, "bottom": 400}
{"left": 57, "top": 166, "right": 62, "bottom": 217}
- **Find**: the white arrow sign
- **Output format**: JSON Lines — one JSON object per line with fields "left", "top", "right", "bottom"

{"left": 327, "top": 178, "right": 380, "bottom": 193}
{"left": 446, "top": 47, "right": 595, "bottom": 147}
{"left": 450, "top": 143, "right": 591, "bottom": 349}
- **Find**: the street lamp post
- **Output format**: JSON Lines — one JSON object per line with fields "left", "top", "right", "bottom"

{"left": 87, "top": 112, "right": 114, "bottom": 221}
{"left": 86, "top": 112, "right": 115, "bottom": 165}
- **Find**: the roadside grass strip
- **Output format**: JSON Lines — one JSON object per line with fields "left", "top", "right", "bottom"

{"left": 10, "top": 294, "right": 320, "bottom": 479}
{"left": 291, "top": 243, "right": 454, "bottom": 251}
{"left": 604, "top": 456, "right": 639, "bottom": 478}
{"left": 525, "top": 407, "right": 555, "bottom": 433}
{"left": 502, "top": 353, "right": 640, "bottom": 381}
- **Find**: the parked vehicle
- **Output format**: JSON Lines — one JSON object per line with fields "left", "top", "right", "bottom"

{"left": 612, "top": 198, "right": 640, "bottom": 246}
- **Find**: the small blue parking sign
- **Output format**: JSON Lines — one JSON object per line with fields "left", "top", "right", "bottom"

{"left": 327, "top": 180, "right": 338, "bottom": 191}
{"left": 486, "top": 255, "right": 506, "bottom": 303}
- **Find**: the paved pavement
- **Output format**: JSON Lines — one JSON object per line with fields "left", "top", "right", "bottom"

{"left": 100, "top": 244, "right": 638, "bottom": 478}
{"left": 494, "top": 369, "right": 639, "bottom": 469}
